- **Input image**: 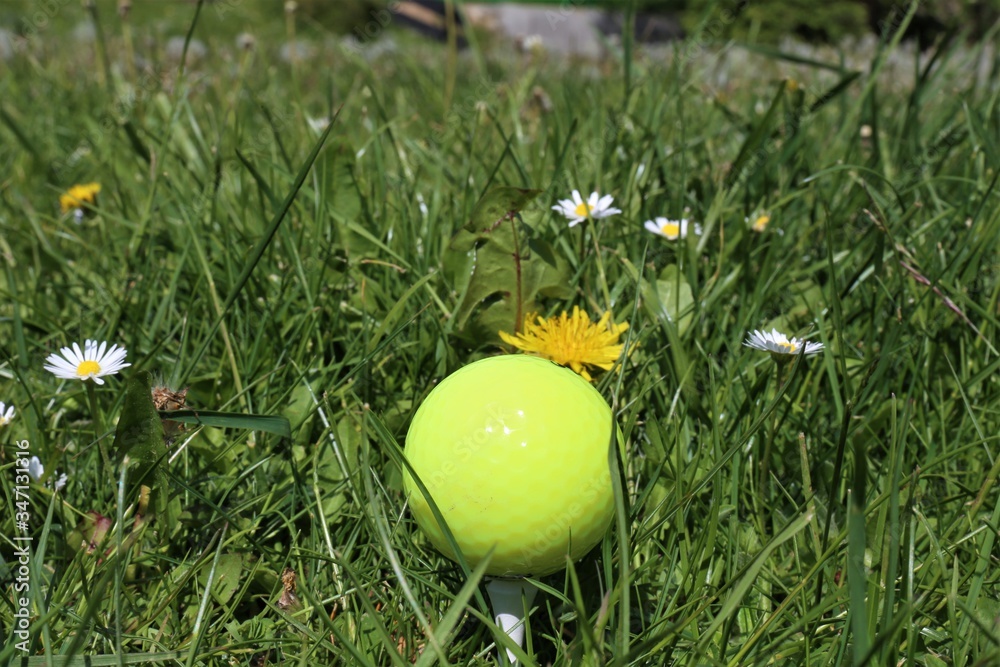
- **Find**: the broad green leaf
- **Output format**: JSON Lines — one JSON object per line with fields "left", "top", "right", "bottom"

{"left": 199, "top": 553, "right": 244, "bottom": 606}
{"left": 325, "top": 141, "right": 371, "bottom": 257}
{"left": 112, "top": 371, "right": 175, "bottom": 535}
{"left": 444, "top": 186, "right": 572, "bottom": 345}
{"left": 285, "top": 379, "right": 321, "bottom": 446}
{"left": 312, "top": 414, "right": 363, "bottom": 518}
{"left": 643, "top": 264, "right": 694, "bottom": 336}
{"left": 113, "top": 371, "right": 166, "bottom": 475}
{"left": 461, "top": 186, "right": 541, "bottom": 237}
{"left": 789, "top": 279, "right": 825, "bottom": 319}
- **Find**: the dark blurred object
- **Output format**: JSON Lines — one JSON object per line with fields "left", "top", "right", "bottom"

{"left": 396, "top": 1, "right": 466, "bottom": 45}
{"left": 292, "top": 0, "right": 379, "bottom": 33}
{"left": 288, "top": 0, "right": 998, "bottom": 46}
{"left": 595, "top": 10, "right": 684, "bottom": 42}
{"left": 677, "top": 0, "right": 1000, "bottom": 45}
{"left": 864, "top": 0, "right": 1000, "bottom": 47}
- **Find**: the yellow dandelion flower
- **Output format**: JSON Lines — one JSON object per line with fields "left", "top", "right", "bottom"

{"left": 499, "top": 306, "right": 630, "bottom": 382}
{"left": 60, "top": 182, "right": 102, "bottom": 215}
{"left": 748, "top": 213, "right": 770, "bottom": 232}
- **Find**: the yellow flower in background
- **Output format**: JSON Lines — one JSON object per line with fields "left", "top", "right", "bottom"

{"left": 60, "top": 182, "right": 102, "bottom": 218}
{"left": 499, "top": 306, "right": 630, "bottom": 381}
{"left": 748, "top": 213, "right": 771, "bottom": 232}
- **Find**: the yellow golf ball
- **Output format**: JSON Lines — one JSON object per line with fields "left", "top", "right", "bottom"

{"left": 403, "top": 355, "right": 616, "bottom": 577}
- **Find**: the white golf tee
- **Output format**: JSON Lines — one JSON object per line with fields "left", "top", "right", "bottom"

{"left": 485, "top": 578, "right": 538, "bottom": 665}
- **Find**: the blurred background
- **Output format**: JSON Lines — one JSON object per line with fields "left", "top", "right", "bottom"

{"left": 2, "top": 0, "right": 999, "bottom": 54}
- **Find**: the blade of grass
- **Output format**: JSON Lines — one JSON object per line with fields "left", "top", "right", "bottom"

{"left": 180, "top": 110, "right": 340, "bottom": 384}
{"left": 158, "top": 409, "right": 291, "bottom": 438}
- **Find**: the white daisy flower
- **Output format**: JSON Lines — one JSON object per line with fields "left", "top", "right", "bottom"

{"left": 306, "top": 115, "right": 330, "bottom": 135}
{"left": 43, "top": 339, "right": 131, "bottom": 385}
{"left": 644, "top": 217, "right": 701, "bottom": 240}
{"left": 27, "top": 455, "right": 44, "bottom": 481}
{"left": 743, "top": 328, "right": 824, "bottom": 356}
{"left": 520, "top": 34, "right": 544, "bottom": 52}
{"left": 27, "top": 456, "right": 68, "bottom": 491}
{"left": 0, "top": 401, "right": 14, "bottom": 426}
{"left": 552, "top": 190, "right": 621, "bottom": 227}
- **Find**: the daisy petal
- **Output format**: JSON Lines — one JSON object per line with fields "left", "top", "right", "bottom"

{"left": 44, "top": 338, "right": 131, "bottom": 384}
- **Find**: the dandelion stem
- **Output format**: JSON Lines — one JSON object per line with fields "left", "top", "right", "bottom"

{"left": 590, "top": 227, "right": 612, "bottom": 310}
{"left": 510, "top": 213, "right": 523, "bottom": 333}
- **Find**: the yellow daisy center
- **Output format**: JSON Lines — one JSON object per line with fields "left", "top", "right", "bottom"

{"left": 77, "top": 360, "right": 101, "bottom": 376}
{"left": 574, "top": 202, "right": 592, "bottom": 218}
{"left": 777, "top": 341, "right": 797, "bottom": 353}
{"left": 660, "top": 222, "right": 680, "bottom": 237}
{"left": 752, "top": 215, "right": 770, "bottom": 232}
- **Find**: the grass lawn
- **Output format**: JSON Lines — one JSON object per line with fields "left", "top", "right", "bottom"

{"left": 1, "top": 2, "right": 999, "bottom": 665}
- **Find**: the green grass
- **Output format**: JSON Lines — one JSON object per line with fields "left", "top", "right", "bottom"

{"left": 2, "top": 2, "right": 999, "bottom": 666}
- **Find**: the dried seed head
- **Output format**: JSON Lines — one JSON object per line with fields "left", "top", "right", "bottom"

{"left": 151, "top": 385, "right": 188, "bottom": 411}
{"left": 278, "top": 567, "right": 302, "bottom": 611}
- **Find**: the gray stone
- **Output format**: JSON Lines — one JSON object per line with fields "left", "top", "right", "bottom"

{"left": 0, "top": 28, "right": 13, "bottom": 61}
{"left": 465, "top": 3, "right": 681, "bottom": 58}
{"left": 467, "top": 4, "right": 607, "bottom": 58}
